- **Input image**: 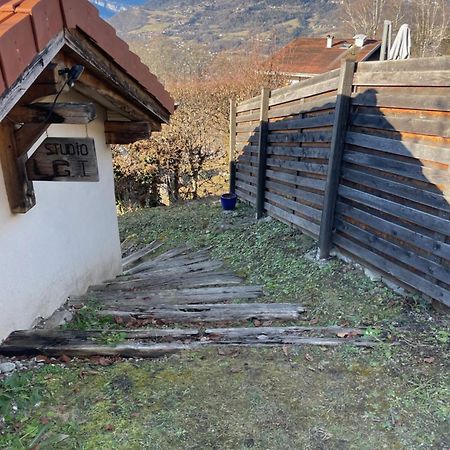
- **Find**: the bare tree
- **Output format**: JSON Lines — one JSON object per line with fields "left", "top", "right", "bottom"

{"left": 340, "top": 0, "right": 387, "bottom": 37}
{"left": 408, "top": 0, "right": 449, "bottom": 57}
{"left": 339, "top": 0, "right": 406, "bottom": 37}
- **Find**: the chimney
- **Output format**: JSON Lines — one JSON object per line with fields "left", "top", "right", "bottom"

{"left": 354, "top": 34, "right": 367, "bottom": 48}
{"left": 326, "top": 35, "right": 334, "bottom": 48}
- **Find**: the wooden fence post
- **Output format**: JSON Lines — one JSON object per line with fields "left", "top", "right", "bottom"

{"left": 256, "top": 87, "right": 270, "bottom": 219}
{"left": 319, "top": 59, "right": 356, "bottom": 259}
{"left": 229, "top": 98, "right": 237, "bottom": 194}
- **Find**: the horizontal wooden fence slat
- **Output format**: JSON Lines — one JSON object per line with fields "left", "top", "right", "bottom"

{"left": 345, "top": 131, "right": 450, "bottom": 165}
{"left": 335, "top": 218, "right": 450, "bottom": 287}
{"left": 268, "top": 97, "right": 336, "bottom": 119}
{"left": 265, "top": 203, "right": 320, "bottom": 238}
{"left": 267, "top": 146, "right": 329, "bottom": 159}
{"left": 265, "top": 180, "right": 324, "bottom": 207}
{"left": 268, "top": 77, "right": 339, "bottom": 107}
{"left": 343, "top": 150, "right": 449, "bottom": 186}
{"left": 235, "top": 171, "right": 256, "bottom": 184}
{"left": 352, "top": 92, "right": 450, "bottom": 112}
{"left": 266, "top": 169, "right": 326, "bottom": 192}
{"left": 235, "top": 188, "right": 256, "bottom": 204}
{"left": 357, "top": 56, "right": 450, "bottom": 73}
{"left": 353, "top": 71, "right": 450, "bottom": 87}
{"left": 265, "top": 191, "right": 322, "bottom": 221}
{"left": 336, "top": 201, "right": 450, "bottom": 261}
{"left": 338, "top": 184, "right": 450, "bottom": 236}
{"left": 269, "top": 68, "right": 340, "bottom": 101}
{"left": 334, "top": 233, "right": 450, "bottom": 307}
{"left": 351, "top": 112, "right": 450, "bottom": 138}
{"left": 267, "top": 158, "right": 328, "bottom": 175}
{"left": 268, "top": 131, "right": 333, "bottom": 144}
{"left": 342, "top": 167, "right": 450, "bottom": 213}
{"left": 269, "top": 113, "right": 335, "bottom": 131}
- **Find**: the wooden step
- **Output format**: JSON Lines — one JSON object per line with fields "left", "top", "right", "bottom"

{"left": 0, "top": 326, "right": 375, "bottom": 358}
{"left": 97, "top": 302, "right": 306, "bottom": 322}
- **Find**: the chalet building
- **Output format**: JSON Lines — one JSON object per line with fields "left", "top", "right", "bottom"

{"left": 0, "top": 0, "right": 174, "bottom": 340}
{"left": 268, "top": 35, "right": 381, "bottom": 82}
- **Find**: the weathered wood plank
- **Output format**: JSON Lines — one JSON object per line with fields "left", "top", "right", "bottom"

{"left": 343, "top": 150, "right": 449, "bottom": 186}
{"left": 265, "top": 180, "right": 324, "bottom": 207}
{"left": 353, "top": 70, "right": 450, "bottom": 87}
{"left": 352, "top": 92, "right": 450, "bottom": 113}
{"left": 268, "top": 77, "right": 338, "bottom": 107}
{"left": 90, "top": 272, "right": 244, "bottom": 292}
{"left": 266, "top": 169, "right": 326, "bottom": 191}
{"left": 351, "top": 112, "right": 450, "bottom": 138}
{"left": 265, "top": 203, "right": 320, "bottom": 237}
{"left": 98, "top": 303, "right": 306, "bottom": 322}
{"left": 342, "top": 167, "right": 450, "bottom": 213}
{"left": 345, "top": 131, "right": 450, "bottom": 165}
{"left": 267, "top": 131, "right": 333, "bottom": 144}
{"left": 336, "top": 201, "right": 450, "bottom": 261}
{"left": 268, "top": 97, "right": 336, "bottom": 119}
{"left": 267, "top": 158, "right": 328, "bottom": 175}
{"left": 269, "top": 114, "right": 334, "bottom": 131}
{"left": 338, "top": 185, "right": 450, "bottom": 235}
{"left": 122, "top": 240, "right": 163, "bottom": 270}
{"left": 0, "top": 325, "right": 374, "bottom": 357}
{"left": 334, "top": 234, "right": 450, "bottom": 307}
{"left": 267, "top": 146, "right": 330, "bottom": 159}
{"left": 336, "top": 218, "right": 450, "bottom": 286}
{"left": 82, "top": 285, "right": 265, "bottom": 307}
{"left": 265, "top": 191, "right": 322, "bottom": 221}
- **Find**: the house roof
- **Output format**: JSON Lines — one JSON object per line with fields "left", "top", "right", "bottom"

{"left": 268, "top": 37, "right": 381, "bottom": 76}
{"left": 0, "top": 0, "right": 174, "bottom": 115}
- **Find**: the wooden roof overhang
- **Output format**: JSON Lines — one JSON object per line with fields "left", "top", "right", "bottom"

{"left": 0, "top": 8, "right": 174, "bottom": 214}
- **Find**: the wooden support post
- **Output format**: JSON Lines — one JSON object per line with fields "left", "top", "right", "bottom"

{"left": 256, "top": 87, "right": 270, "bottom": 219}
{"left": 0, "top": 123, "right": 36, "bottom": 213}
{"left": 229, "top": 99, "right": 236, "bottom": 194}
{"left": 380, "top": 20, "right": 392, "bottom": 61}
{"left": 319, "top": 60, "right": 356, "bottom": 259}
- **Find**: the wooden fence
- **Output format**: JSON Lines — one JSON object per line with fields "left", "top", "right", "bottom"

{"left": 231, "top": 56, "right": 450, "bottom": 308}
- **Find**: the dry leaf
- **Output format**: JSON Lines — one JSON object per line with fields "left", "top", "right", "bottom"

{"left": 305, "top": 353, "right": 313, "bottom": 362}
{"left": 59, "top": 354, "right": 71, "bottom": 364}
{"left": 336, "top": 332, "right": 349, "bottom": 338}
{"left": 282, "top": 344, "right": 289, "bottom": 356}
{"left": 105, "top": 424, "right": 114, "bottom": 432}
{"left": 310, "top": 318, "right": 319, "bottom": 325}
{"left": 423, "top": 357, "right": 435, "bottom": 364}
{"left": 253, "top": 319, "right": 262, "bottom": 327}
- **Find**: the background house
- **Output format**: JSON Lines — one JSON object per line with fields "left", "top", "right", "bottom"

{"left": 268, "top": 36, "right": 381, "bottom": 82}
{"left": 0, "top": 0, "right": 174, "bottom": 341}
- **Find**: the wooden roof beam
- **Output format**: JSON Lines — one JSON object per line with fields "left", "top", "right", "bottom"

{"left": 8, "top": 102, "right": 97, "bottom": 124}
{"left": 104, "top": 121, "right": 152, "bottom": 144}
{"left": 62, "top": 29, "right": 170, "bottom": 129}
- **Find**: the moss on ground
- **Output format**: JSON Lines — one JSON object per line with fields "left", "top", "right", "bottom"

{"left": 1, "top": 198, "right": 449, "bottom": 449}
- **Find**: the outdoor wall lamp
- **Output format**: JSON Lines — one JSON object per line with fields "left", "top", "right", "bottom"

{"left": 58, "top": 65, "right": 85, "bottom": 88}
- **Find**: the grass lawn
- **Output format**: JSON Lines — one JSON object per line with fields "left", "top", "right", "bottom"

{"left": 0, "top": 198, "right": 449, "bottom": 449}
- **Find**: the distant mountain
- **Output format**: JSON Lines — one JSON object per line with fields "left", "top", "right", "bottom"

{"left": 89, "top": 0, "right": 145, "bottom": 18}
{"left": 108, "top": 0, "right": 338, "bottom": 53}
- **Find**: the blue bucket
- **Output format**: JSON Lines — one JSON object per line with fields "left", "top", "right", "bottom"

{"left": 221, "top": 193, "right": 237, "bottom": 211}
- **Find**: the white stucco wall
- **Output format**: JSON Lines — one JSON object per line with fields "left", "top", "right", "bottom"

{"left": 0, "top": 99, "right": 122, "bottom": 341}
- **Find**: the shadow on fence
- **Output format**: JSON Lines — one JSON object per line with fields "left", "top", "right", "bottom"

{"left": 233, "top": 82, "right": 450, "bottom": 308}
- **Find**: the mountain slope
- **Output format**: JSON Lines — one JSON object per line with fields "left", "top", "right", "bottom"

{"left": 109, "top": 0, "right": 337, "bottom": 52}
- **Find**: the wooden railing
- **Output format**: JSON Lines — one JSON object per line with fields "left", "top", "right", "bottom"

{"left": 230, "top": 56, "right": 450, "bottom": 308}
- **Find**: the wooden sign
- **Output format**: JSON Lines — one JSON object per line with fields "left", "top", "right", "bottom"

{"left": 26, "top": 138, "right": 99, "bottom": 182}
